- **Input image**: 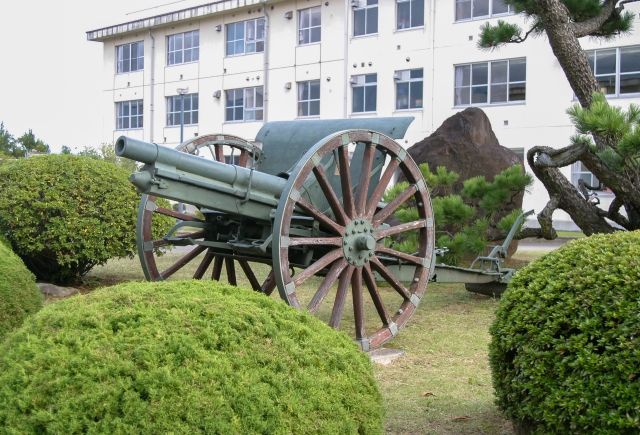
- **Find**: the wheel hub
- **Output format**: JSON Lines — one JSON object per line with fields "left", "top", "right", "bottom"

{"left": 342, "top": 218, "right": 376, "bottom": 267}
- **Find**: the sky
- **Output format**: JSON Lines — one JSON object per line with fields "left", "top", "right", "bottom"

{"left": 1, "top": 0, "right": 202, "bottom": 153}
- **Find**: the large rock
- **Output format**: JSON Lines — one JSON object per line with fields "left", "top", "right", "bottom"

{"left": 406, "top": 108, "right": 524, "bottom": 257}
{"left": 406, "top": 107, "right": 521, "bottom": 192}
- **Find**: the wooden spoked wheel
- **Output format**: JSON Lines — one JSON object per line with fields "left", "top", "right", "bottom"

{"left": 272, "top": 130, "right": 435, "bottom": 350}
{"left": 137, "top": 134, "right": 277, "bottom": 295}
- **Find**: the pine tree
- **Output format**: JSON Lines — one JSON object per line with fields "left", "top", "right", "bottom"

{"left": 385, "top": 164, "right": 533, "bottom": 265}
{"left": 478, "top": 0, "right": 640, "bottom": 236}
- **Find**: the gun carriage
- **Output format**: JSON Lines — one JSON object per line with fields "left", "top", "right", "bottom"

{"left": 117, "top": 117, "right": 526, "bottom": 350}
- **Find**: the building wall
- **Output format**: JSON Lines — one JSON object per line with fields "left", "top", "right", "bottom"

{"left": 96, "top": 0, "right": 640, "bottom": 230}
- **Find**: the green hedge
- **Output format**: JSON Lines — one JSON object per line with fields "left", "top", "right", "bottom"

{"left": 0, "top": 241, "right": 42, "bottom": 342}
{"left": 490, "top": 231, "right": 640, "bottom": 434}
{"left": 0, "top": 154, "right": 173, "bottom": 284}
{"left": 0, "top": 280, "right": 383, "bottom": 434}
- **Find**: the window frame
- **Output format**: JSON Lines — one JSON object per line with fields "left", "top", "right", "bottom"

{"left": 453, "top": 58, "right": 526, "bottom": 107}
{"left": 395, "top": 69, "right": 424, "bottom": 110}
{"left": 167, "top": 30, "right": 200, "bottom": 66}
{"left": 166, "top": 94, "right": 199, "bottom": 126}
{"left": 297, "top": 80, "right": 321, "bottom": 117}
{"left": 299, "top": 7, "right": 322, "bottom": 45}
{"left": 396, "top": 0, "right": 424, "bottom": 31}
{"left": 454, "top": 0, "right": 515, "bottom": 22}
{"left": 225, "top": 86, "right": 264, "bottom": 123}
{"left": 226, "top": 18, "right": 266, "bottom": 57}
{"left": 116, "top": 41, "right": 144, "bottom": 74}
{"left": 116, "top": 100, "right": 144, "bottom": 130}
{"left": 354, "top": 0, "right": 379, "bottom": 37}
{"left": 351, "top": 73, "right": 377, "bottom": 113}
{"left": 585, "top": 46, "right": 640, "bottom": 98}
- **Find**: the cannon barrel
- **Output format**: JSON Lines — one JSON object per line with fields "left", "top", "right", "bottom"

{"left": 115, "top": 136, "right": 286, "bottom": 198}
{"left": 115, "top": 136, "right": 288, "bottom": 220}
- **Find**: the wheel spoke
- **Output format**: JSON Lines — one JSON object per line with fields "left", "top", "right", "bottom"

{"left": 297, "top": 197, "right": 345, "bottom": 236}
{"left": 376, "top": 220, "right": 425, "bottom": 239}
{"left": 215, "top": 144, "right": 224, "bottom": 162}
{"left": 238, "top": 150, "right": 249, "bottom": 167}
{"left": 292, "top": 249, "right": 343, "bottom": 287}
{"left": 351, "top": 267, "right": 366, "bottom": 339}
{"left": 366, "top": 158, "right": 399, "bottom": 219}
{"left": 312, "top": 165, "right": 349, "bottom": 226}
{"left": 193, "top": 249, "right": 215, "bottom": 279}
{"left": 225, "top": 258, "right": 237, "bottom": 286}
{"left": 370, "top": 256, "right": 411, "bottom": 300}
{"left": 355, "top": 145, "right": 376, "bottom": 217}
{"left": 159, "top": 245, "right": 207, "bottom": 280}
{"left": 211, "top": 255, "right": 223, "bottom": 280}
{"left": 373, "top": 184, "right": 417, "bottom": 226}
{"left": 289, "top": 237, "right": 342, "bottom": 247}
{"left": 261, "top": 269, "right": 277, "bottom": 295}
{"left": 375, "top": 245, "right": 424, "bottom": 266}
{"left": 329, "top": 265, "right": 354, "bottom": 328}
{"left": 238, "top": 260, "right": 261, "bottom": 291}
{"left": 337, "top": 145, "right": 356, "bottom": 219}
{"left": 307, "top": 259, "right": 347, "bottom": 314}
{"left": 362, "top": 264, "right": 392, "bottom": 326}
{"left": 156, "top": 207, "right": 204, "bottom": 222}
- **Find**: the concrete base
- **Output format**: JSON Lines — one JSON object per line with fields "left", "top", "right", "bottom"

{"left": 369, "top": 348, "right": 406, "bottom": 365}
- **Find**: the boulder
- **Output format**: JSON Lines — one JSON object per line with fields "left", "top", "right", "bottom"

{"left": 406, "top": 108, "right": 524, "bottom": 257}
{"left": 406, "top": 107, "right": 522, "bottom": 193}
{"left": 37, "top": 283, "right": 80, "bottom": 298}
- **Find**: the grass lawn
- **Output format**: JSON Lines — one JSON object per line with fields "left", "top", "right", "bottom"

{"left": 45, "top": 249, "right": 544, "bottom": 435}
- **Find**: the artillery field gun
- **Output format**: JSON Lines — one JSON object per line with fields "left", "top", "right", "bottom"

{"left": 117, "top": 117, "right": 528, "bottom": 350}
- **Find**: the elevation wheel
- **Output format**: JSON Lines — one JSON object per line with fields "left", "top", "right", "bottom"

{"left": 137, "top": 134, "right": 276, "bottom": 294}
{"left": 272, "top": 129, "right": 435, "bottom": 350}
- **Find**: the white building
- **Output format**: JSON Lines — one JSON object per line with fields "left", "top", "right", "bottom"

{"left": 87, "top": 0, "right": 640, "bottom": 230}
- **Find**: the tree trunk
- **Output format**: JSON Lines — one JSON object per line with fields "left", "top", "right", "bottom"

{"left": 527, "top": 147, "right": 617, "bottom": 236}
{"left": 535, "top": 0, "right": 600, "bottom": 108}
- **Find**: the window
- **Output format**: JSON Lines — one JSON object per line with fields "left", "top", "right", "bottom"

{"left": 167, "top": 30, "right": 199, "bottom": 66}
{"left": 454, "top": 58, "right": 526, "bottom": 106}
{"left": 298, "top": 80, "right": 320, "bottom": 117}
{"left": 354, "top": 0, "right": 378, "bottom": 36}
{"left": 226, "top": 19, "right": 265, "bottom": 56}
{"left": 395, "top": 69, "right": 423, "bottom": 110}
{"left": 572, "top": 161, "right": 612, "bottom": 194}
{"left": 397, "top": 0, "right": 424, "bottom": 30}
{"left": 116, "top": 100, "right": 143, "bottom": 130}
{"left": 299, "top": 7, "right": 321, "bottom": 45}
{"left": 586, "top": 46, "right": 640, "bottom": 96}
{"left": 352, "top": 74, "right": 377, "bottom": 113}
{"left": 226, "top": 87, "right": 264, "bottom": 122}
{"left": 166, "top": 94, "right": 198, "bottom": 126}
{"left": 116, "top": 41, "right": 144, "bottom": 73}
{"left": 455, "top": 0, "right": 514, "bottom": 21}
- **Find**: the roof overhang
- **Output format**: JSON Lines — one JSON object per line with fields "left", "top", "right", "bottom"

{"left": 86, "top": 0, "right": 272, "bottom": 42}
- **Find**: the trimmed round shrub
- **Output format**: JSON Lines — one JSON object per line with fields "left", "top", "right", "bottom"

{"left": 490, "top": 231, "right": 640, "bottom": 434}
{"left": 0, "top": 154, "right": 173, "bottom": 284}
{"left": 0, "top": 241, "right": 42, "bottom": 342}
{"left": 0, "top": 280, "right": 383, "bottom": 434}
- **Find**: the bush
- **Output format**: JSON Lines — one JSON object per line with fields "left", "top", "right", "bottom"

{"left": 0, "top": 280, "right": 383, "bottom": 434}
{"left": 489, "top": 231, "right": 640, "bottom": 434}
{"left": 0, "top": 154, "right": 173, "bottom": 284}
{"left": 0, "top": 241, "right": 42, "bottom": 342}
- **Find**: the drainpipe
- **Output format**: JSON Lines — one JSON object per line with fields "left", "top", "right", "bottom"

{"left": 429, "top": 0, "right": 436, "bottom": 133}
{"left": 343, "top": 0, "right": 349, "bottom": 118}
{"left": 149, "top": 29, "right": 155, "bottom": 142}
{"left": 263, "top": 2, "right": 270, "bottom": 122}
